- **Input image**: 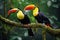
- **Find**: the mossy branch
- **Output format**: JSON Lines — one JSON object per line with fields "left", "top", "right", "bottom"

{"left": 0, "top": 15, "right": 60, "bottom": 35}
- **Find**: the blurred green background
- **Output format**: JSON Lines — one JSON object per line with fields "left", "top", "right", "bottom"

{"left": 0, "top": 0, "right": 60, "bottom": 40}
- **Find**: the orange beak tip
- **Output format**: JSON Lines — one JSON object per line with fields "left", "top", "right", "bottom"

{"left": 8, "top": 10, "right": 11, "bottom": 15}
{"left": 8, "top": 10, "right": 17, "bottom": 15}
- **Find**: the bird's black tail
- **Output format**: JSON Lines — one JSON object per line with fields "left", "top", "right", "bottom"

{"left": 28, "top": 28, "right": 34, "bottom": 36}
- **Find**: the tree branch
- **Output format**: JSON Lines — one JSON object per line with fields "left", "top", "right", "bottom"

{"left": 0, "top": 15, "right": 60, "bottom": 35}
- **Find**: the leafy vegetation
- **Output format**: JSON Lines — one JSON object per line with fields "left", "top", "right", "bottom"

{"left": 0, "top": 0, "right": 60, "bottom": 40}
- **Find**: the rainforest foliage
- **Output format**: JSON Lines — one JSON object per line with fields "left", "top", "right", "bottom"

{"left": 0, "top": 0, "right": 60, "bottom": 40}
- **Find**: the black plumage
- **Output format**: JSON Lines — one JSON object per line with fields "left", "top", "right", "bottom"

{"left": 18, "top": 15, "right": 34, "bottom": 36}
{"left": 18, "top": 15, "right": 30, "bottom": 24}
{"left": 35, "top": 11, "right": 51, "bottom": 26}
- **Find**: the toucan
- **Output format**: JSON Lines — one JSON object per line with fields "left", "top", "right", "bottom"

{"left": 24, "top": 4, "right": 52, "bottom": 27}
{"left": 7, "top": 8, "right": 34, "bottom": 36}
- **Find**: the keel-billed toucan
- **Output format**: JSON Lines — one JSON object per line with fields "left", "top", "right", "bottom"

{"left": 8, "top": 8, "right": 34, "bottom": 36}
{"left": 24, "top": 4, "right": 52, "bottom": 27}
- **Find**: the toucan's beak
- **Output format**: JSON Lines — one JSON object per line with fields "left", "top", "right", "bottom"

{"left": 8, "top": 8, "right": 19, "bottom": 16}
{"left": 24, "top": 4, "right": 35, "bottom": 10}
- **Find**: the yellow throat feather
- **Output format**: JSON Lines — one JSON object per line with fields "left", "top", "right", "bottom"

{"left": 33, "top": 7, "right": 38, "bottom": 16}
{"left": 17, "top": 10, "right": 24, "bottom": 20}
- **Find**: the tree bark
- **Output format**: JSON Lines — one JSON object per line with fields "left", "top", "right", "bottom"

{"left": 0, "top": 15, "right": 60, "bottom": 35}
